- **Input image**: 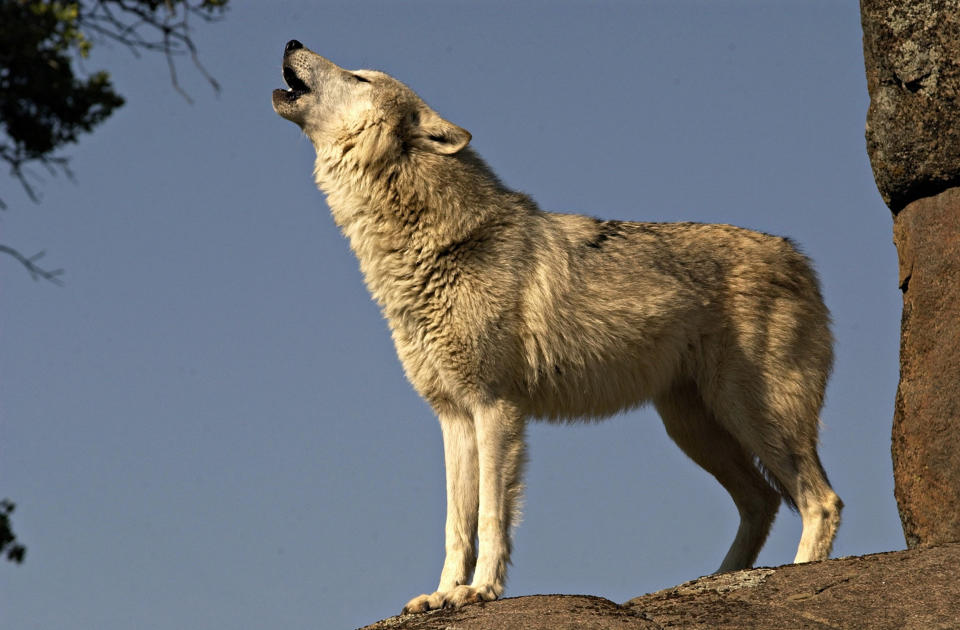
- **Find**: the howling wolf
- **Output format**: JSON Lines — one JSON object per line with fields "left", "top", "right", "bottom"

{"left": 272, "top": 40, "right": 842, "bottom": 613}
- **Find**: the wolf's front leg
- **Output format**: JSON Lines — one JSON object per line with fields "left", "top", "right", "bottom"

{"left": 444, "top": 401, "right": 526, "bottom": 609}
{"left": 402, "top": 410, "right": 479, "bottom": 614}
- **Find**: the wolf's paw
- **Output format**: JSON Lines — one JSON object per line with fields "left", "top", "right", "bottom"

{"left": 401, "top": 591, "right": 445, "bottom": 614}
{"left": 401, "top": 584, "right": 501, "bottom": 613}
{"left": 443, "top": 583, "right": 500, "bottom": 608}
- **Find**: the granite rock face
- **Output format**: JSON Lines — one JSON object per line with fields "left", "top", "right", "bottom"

{"left": 359, "top": 544, "right": 960, "bottom": 630}
{"left": 861, "top": 0, "right": 960, "bottom": 212}
{"left": 892, "top": 189, "right": 960, "bottom": 548}
{"left": 862, "top": 0, "right": 960, "bottom": 548}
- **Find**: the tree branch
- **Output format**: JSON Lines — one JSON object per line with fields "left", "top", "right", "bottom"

{"left": 78, "top": 0, "right": 227, "bottom": 100}
{"left": 0, "top": 146, "right": 75, "bottom": 208}
{"left": 0, "top": 245, "right": 65, "bottom": 285}
{"left": 0, "top": 0, "right": 229, "bottom": 282}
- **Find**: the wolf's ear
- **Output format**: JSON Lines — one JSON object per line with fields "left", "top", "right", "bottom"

{"left": 408, "top": 106, "right": 471, "bottom": 155}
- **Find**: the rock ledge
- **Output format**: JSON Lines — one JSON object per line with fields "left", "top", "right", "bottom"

{"left": 359, "top": 543, "right": 960, "bottom": 629}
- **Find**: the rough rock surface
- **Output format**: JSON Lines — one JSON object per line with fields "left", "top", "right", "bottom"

{"left": 861, "top": 0, "right": 960, "bottom": 212}
{"left": 862, "top": 0, "right": 960, "bottom": 548}
{"left": 358, "top": 544, "right": 960, "bottom": 630}
{"left": 892, "top": 188, "right": 960, "bottom": 548}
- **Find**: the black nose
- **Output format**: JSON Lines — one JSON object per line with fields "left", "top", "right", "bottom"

{"left": 284, "top": 40, "right": 303, "bottom": 55}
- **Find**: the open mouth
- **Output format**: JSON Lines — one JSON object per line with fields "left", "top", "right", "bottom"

{"left": 282, "top": 66, "right": 310, "bottom": 95}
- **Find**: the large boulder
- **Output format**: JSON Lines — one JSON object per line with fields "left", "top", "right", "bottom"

{"left": 359, "top": 543, "right": 960, "bottom": 629}
{"left": 892, "top": 189, "right": 960, "bottom": 548}
{"left": 862, "top": 0, "right": 960, "bottom": 547}
{"left": 861, "top": 0, "right": 960, "bottom": 212}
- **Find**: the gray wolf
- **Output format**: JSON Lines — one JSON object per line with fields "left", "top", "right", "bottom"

{"left": 272, "top": 39, "right": 842, "bottom": 613}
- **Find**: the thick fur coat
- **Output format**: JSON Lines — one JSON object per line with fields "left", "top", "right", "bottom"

{"left": 272, "top": 40, "right": 842, "bottom": 613}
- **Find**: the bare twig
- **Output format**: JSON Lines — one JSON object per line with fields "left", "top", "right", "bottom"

{"left": 163, "top": 27, "right": 193, "bottom": 103}
{"left": 77, "top": 0, "right": 226, "bottom": 100}
{"left": 0, "top": 146, "right": 73, "bottom": 208}
{"left": 0, "top": 245, "right": 65, "bottom": 285}
{"left": 181, "top": 24, "right": 220, "bottom": 94}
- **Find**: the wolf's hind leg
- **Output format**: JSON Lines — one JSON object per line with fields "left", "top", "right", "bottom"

{"left": 402, "top": 410, "right": 479, "bottom": 614}
{"left": 706, "top": 378, "right": 843, "bottom": 566}
{"left": 740, "top": 436, "right": 841, "bottom": 565}
{"left": 654, "top": 380, "right": 780, "bottom": 572}
{"left": 788, "top": 450, "right": 842, "bottom": 564}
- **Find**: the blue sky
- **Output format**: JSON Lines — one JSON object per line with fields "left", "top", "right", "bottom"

{"left": 1, "top": 2, "right": 901, "bottom": 629}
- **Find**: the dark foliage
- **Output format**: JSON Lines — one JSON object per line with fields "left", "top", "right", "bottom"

{"left": 1, "top": 499, "right": 26, "bottom": 563}
{"left": 0, "top": 0, "right": 229, "bottom": 281}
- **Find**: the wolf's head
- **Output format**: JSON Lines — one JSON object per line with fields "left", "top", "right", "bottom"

{"left": 272, "top": 40, "right": 471, "bottom": 160}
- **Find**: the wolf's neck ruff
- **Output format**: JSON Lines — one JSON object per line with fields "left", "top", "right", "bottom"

{"left": 314, "top": 142, "right": 526, "bottom": 308}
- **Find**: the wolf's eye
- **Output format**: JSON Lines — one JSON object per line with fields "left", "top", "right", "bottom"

{"left": 351, "top": 74, "right": 371, "bottom": 83}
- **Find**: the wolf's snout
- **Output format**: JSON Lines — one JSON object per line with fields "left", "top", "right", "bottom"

{"left": 285, "top": 40, "right": 304, "bottom": 55}
{"left": 273, "top": 40, "right": 311, "bottom": 117}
